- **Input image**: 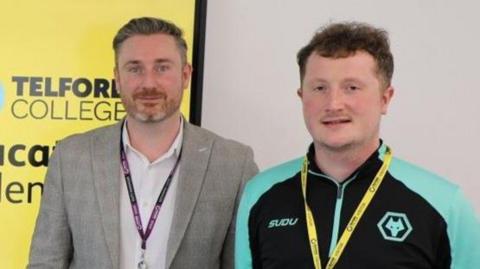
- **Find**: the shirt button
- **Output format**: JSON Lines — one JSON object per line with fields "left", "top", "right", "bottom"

{"left": 142, "top": 202, "right": 148, "bottom": 208}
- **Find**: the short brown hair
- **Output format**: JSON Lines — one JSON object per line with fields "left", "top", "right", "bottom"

{"left": 113, "top": 17, "right": 188, "bottom": 64}
{"left": 297, "top": 22, "right": 394, "bottom": 87}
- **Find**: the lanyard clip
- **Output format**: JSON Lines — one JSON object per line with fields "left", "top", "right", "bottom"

{"left": 138, "top": 248, "right": 147, "bottom": 269}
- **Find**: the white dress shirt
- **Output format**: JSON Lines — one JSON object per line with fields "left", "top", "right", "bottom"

{"left": 119, "top": 119, "right": 183, "bottom": 269}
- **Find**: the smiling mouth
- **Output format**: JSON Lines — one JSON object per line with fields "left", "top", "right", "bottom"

{"left": 138, "top": 96, "right": 163, "bottom": 100}
{"left": 135, "top": 93, "right": 167, "bottom": 101}
{"left": 322, "top": 119, "right": 351, "bottom": 125}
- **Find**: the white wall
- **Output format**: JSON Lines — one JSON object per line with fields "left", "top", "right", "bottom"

{"left": 202, "top": 0, "right": 480, "bottom": 212}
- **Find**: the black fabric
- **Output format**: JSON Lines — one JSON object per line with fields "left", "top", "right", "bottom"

{"left": 248, "top": 144, "right": 451, "bottom": 269}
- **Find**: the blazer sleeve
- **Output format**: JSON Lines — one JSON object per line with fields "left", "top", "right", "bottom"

{"left": 27, "top": 143, "right": 72, "bottom": 269}
{"left": 221, "top": 146, "right": 258, "bottom": 269}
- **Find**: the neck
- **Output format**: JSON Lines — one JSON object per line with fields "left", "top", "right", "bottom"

{"left": 126, "top": 112, "right": 181, "bottom": 162}
{"left": 314, "top": 140, "right": 380, "bottom": 182}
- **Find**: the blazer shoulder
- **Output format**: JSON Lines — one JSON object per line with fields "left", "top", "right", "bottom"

{"left": 54, "top": 121, "right": 120, "bottom": 152}
{"left": 185, "top": 122, "right": 252, "bottom": 153}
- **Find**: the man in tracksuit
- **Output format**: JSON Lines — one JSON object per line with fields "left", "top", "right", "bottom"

{"left": 235, "top": 22, "right": 480, "bottom": 269}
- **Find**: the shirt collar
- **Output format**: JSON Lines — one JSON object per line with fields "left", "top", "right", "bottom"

{"left": 306, "top": 139, "right": 385, "bottom": 182}
{"left": 122, "top": 117, "right": 183, "bottom": 164}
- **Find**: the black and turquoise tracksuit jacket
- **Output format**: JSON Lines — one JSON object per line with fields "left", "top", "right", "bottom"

{"left": 235, "top": 143, "right": 480, "bottom": 269}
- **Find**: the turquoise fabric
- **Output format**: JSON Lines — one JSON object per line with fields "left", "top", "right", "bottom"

{"left": 235, "top": 158, "right": 302, "bottom": 269}
{"left": 389, "top": 157, "right": 480, "bottom": 268}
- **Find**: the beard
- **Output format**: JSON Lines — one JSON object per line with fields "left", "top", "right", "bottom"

{"left": 122, "top": 88, "right": 183, "bottom": 123}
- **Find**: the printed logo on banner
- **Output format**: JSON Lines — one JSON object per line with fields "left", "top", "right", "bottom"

{"left": 5, "top": 76, "right": 125, "bottom": 121}
{"left": 0, "top": 81, "right": 5, "bottom": 112}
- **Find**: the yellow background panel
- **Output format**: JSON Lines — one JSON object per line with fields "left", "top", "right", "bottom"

{"left": 0, "top": 1, "right": 196, "bottom": 267}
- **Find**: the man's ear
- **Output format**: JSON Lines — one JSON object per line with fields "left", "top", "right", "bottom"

{"left": 381, "top": 86, "right": 394, "bottom": 115}
{"left": 297, "top": 88, "right": 303, "bottom": 98}
{"left": 182, "top": 63, "right": 193, "bottom": 89}
{"left": 114, "top": 66, "right": 121, "bottom": 95}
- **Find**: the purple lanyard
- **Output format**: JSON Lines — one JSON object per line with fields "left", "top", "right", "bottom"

{"left": 119, "top": 121, "right": 182, "bottom": 250}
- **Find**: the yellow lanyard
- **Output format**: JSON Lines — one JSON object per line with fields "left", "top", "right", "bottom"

{"left": 301, "top": 146, "right": 392, "bottom": 269}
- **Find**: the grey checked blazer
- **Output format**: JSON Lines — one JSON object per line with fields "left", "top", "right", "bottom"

{"left": 27, "top": 120, "right": 258, "bottom": 269}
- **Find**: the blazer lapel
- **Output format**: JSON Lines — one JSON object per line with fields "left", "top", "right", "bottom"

{"left": 91, "top": 121, "right": 122, "bottom": 269}
{"left": 166, "top": 122, "right": 213, "bottom": 268}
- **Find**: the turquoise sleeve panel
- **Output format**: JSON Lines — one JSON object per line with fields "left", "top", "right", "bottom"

{"left": 235, "top": 158, "right": 303, "bottom": 269}
{"left": 388, "top": 157, "right": 457, "bottom": 217}
{"left": 448, "top": 188, "right": 480, "bottom": 269}
{"left": 388, "top": 157, "right": 480, "bottom": 269}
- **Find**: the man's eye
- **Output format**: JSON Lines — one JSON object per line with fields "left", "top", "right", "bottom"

{"left": 156, "top": 65, "right": 170, "bottom": 72}
{"left": 127, "top": 67, "right": 141, "bottom": 73}
{"left": 314, "top": 86, "right": 325, "bottom": 91}
{"left": 348, "top": 85, "right": 360, "bottom": 91}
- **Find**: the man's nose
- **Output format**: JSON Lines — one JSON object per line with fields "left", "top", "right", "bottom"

{"left": 324, "top": 88, "right": 344, "bottom": 111}
{"left": 141, "top": 69, "right": 157, "bottom": 88}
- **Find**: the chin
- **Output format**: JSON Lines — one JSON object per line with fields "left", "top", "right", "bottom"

{"left": 131, "top": 111, "right": 168, "bottom": 123}
{"left": 317, "top": 138, "right": 356, "bottom": 152}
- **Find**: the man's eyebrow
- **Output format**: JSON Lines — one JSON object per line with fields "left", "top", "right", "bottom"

{"left": 305, "top": 78, "right": 328, "bottom": 85}
{"left": 342, "top": 77, "right": 366, "bottom": 85}
{"left": 122, "top": 58, "right": 173, "bottom": 68}
{"left": 153, "top": 58, "right": 174, "bottom": 64}
{"left": 122, "top": 60, "right": 141, "bottom": 68}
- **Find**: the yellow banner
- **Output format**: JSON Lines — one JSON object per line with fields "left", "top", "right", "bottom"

{"left": 0, "top": 1, "right": 196, "bottom": 267}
